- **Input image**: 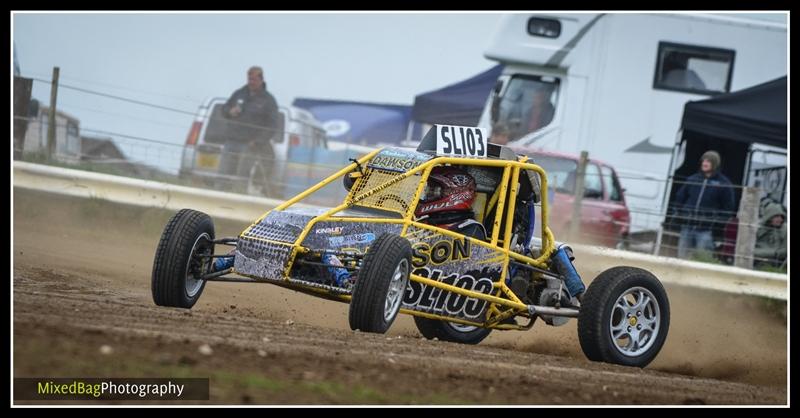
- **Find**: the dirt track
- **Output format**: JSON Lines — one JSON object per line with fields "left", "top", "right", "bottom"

{"left": 12, "top": 188, "right": 788, "bottom": 405}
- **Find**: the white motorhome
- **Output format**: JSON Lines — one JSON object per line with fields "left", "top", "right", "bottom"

{"left": 478, "top": 13, "right": 787, "bottom": 235}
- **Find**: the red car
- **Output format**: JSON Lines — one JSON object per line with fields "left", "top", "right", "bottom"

{"left": 510, "top": 148, "right": 631, "bottom": 248}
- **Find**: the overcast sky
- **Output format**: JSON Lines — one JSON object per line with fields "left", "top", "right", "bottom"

{"left": 13, "top": 12, "right": 511, "bottom": 171}
{"left": 12, "top": 12, "right": 787, "bottom": 173}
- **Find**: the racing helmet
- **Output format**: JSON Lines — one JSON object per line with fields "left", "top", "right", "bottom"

{"left": 415, "top": 166, "right": 476, "bottom": 221}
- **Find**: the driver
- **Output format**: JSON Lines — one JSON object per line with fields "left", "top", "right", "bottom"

{"left": 415, "top": 166, "right": 487, "bottom": 240}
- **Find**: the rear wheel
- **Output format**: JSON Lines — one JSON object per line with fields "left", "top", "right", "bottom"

{"left": 413, "top": 317, "right": 492, "bottom": 345}
{"left": 578, "top": 266, "right": 670, "bottom": 367}
{"left": 151, "top": 209, "right": 215, "bottom": 308}
{"left": 349, "top": 234, "right": 411, "bottom": 333}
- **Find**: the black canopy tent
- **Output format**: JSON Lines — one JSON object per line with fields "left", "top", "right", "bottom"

{"left": 662, "top": 76, "right": 787, "bottom": 247}
{"left": 681, "top": 76, "right": 786, "bottom": 148}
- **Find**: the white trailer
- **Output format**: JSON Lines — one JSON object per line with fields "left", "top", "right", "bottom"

{"left": 478, "top": 13, "right": 787, "bottom": 234}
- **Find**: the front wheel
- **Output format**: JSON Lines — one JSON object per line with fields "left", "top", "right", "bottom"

{"left": 349, "top": 234, "right": 411, "bottom": 333}
{"left": 413, "top": 317, "right": 492, "bottom": 345}
{"left": 577, "top": 266, "right": 670, "bottom": 367}
{"left": 151, "top": 209, "right": 215, "bottom": 309}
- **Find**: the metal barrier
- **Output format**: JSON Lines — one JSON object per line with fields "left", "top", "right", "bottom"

{"left": 13, "top": 160, "right": 288, "bottom": 222}
{"left": 13, "top": 160, "right": 786, "bottom": 300}
{"left": 572, "top": 244, "right": 786, "bottom": 300}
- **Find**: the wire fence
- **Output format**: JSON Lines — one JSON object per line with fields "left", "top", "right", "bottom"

{"left": 21, "top": 70, "right": 206, "bottom": 105}
{"left": 13, "top": 73, "right": 787, "bottom": 273}
{"left": 12, "top": 104, "right": 369, "bottom": 212}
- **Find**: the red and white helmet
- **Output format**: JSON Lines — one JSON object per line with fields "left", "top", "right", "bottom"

{"left": 415, "top": 166, "right": 476, "bottom": 219}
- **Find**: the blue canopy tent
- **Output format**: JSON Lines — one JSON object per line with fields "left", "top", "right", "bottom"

{"left": 411, "top": 64, "right": 504, "bottom": 126}
{"left": 292, "top": 98, "right": 412, "bottom": 146}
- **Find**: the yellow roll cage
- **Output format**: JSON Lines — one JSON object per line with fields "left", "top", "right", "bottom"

{"left": 235, "top": 148, "right": 557, "bottom": 330}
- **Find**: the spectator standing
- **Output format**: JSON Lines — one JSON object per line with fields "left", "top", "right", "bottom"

{"left": 220, "top": 66, "right": 280, "bottom": 180}
{"left": 673, "top": 150, "right": 736, "bottom": 259}
{"left": 753, "top": 201, "right": 787, "bottom": 269}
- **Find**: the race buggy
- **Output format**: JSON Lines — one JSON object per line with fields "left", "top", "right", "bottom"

{"left": 152, "top": 125, "right": 670, "bottom": 367}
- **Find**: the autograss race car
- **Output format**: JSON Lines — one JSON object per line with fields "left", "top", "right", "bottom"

{"left": 151, "top": 125, "right": 670, "bottom": 367}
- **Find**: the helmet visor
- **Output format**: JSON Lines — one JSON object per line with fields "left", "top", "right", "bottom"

{"left": 420, "top": 182, "right": 443, "bottom": 202}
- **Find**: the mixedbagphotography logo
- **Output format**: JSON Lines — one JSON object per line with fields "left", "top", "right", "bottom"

{"left": 14, "top": 378, "right": 210, "bottom": 401}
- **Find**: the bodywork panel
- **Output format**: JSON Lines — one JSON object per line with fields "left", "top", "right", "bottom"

{"left": 231, "top": 144, "right": 556, "bottom": 329}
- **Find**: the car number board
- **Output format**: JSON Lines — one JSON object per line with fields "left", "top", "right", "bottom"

{"left": 435, "top": 125, "right": 488, "bottom": 158}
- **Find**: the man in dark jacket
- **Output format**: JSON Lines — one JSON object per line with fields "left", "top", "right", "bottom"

{"left": 219, "top": 66, "right": 280, "bottom": 181}
{"left": 754, "top": 201, "right": 787, "bottom": 269}
{"left": 673, "top": 150, "right": 736, "bottom": 259}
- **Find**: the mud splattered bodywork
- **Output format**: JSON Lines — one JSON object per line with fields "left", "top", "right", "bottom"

{"left": 233, "top": 145, "right": 514, "bottom": 322}
{"left": 154, "top": 126, "right": 670, "bottom": 368}
{"left": 236, "top": 208, "right": 504, "bottom": 322}
{"left": 402, "top": 226, "right": 504, "bottom": 321}
{"left": 231, "top": 142, "right": 556, "bottom": 327}
{"left": 235, "top": 208, "right": 325, "bottom": 282}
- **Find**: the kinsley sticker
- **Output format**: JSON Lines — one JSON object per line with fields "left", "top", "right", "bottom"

{"left": 315, "top": 226, "right": 344, "bottom": 235}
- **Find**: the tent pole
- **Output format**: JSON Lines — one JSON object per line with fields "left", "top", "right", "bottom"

{"left": 743, "top": 144, "right": 753, "bottom": 189}
{"left": 654, "top": 128, "right": 683, "bottom": 256}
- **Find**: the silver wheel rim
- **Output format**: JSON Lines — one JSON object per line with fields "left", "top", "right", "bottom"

{"left": 447, "top": 323, "right": 478, "bottom": 333}
{"left": 185, "top": 233, "right": 211, "bottom": 298}
{"left": 384, "top": 259, "right": 409, "bottom": 322}
{"left": 609, "top": 286, "right": 661, "bottom": 357}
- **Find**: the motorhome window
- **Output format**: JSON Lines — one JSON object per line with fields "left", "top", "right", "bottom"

{"left": 601, "top": 165, "right": 623, "bottom": 202}
{"left": 653, "top": 42, "right": 735, "bottom": 95}
{"left": 494, "top": 75, "right": 560, "bottom": 142}
{"left": 527, "top": 17, "right": 561, "bottom": 38}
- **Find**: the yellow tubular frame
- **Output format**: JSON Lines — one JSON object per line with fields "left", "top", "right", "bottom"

{"left": 236, "top": 151, "right": 555, "bottom": 330}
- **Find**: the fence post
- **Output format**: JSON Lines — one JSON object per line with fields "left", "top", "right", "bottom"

{"left": 569, "top": 150, "right": 589, "bottom": 241}
{"left": 46, "top": 66, "right": 60, "bottom": 161}
{"left": 734, "top": 186, "right": 759, "bottom": 269}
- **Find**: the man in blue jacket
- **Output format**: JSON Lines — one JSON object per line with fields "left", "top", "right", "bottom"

{"left": 673, "top": 150, "right": 736, "bottom": 259}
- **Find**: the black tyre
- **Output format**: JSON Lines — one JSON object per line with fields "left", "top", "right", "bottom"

{"left": 349, "top": 233, "right": 412, "bottom": 333}
{"left": 578, "top": 266, "right": 670, "bottom": 367}
{"left": 151, "top": 209, "right": 215, "bottom": 309}
{"left": 413, "top": 317, "right": 492, "bottom": 345}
